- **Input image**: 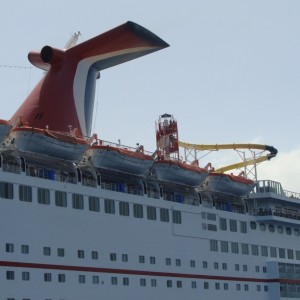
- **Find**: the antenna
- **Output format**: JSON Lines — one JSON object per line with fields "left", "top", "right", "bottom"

{"left": 65, "top": 31, "right": 81, "bottom": 49}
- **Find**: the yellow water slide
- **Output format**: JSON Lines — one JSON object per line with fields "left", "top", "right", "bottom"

{"left": 178, "top": 141, "right": 278, "bottom": 173}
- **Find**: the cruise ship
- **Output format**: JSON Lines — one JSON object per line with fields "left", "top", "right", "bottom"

{"left": 0, "top": 21, "right": 299, "bottom": 300}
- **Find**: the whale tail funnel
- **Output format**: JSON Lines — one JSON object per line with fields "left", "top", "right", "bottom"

{"left": 10, "top": 21, "right": 169, "bottom": 137}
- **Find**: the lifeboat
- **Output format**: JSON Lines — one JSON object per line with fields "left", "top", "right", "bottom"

{"left": 0, "top": 119, "right": 11, "bottom": 143}
{"left": 9, "top": 125, "right": 89, "bottom": 163}
{"left": 204, "top": 172, "right": 255, "bottom": 196}
{"left": 152, "top": 160, "right": 209, "bottom": 187}
{"left": 86, "top": 143, "right": 154, "bottom": 175}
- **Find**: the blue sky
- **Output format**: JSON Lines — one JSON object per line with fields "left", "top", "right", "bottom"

{"left": 1, "top": 0, "right": 300, "bottom": 191}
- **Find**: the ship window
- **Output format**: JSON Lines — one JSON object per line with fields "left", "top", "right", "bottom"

{"left": 55, "top": 191, "right": 67, "bottom": 207}
{"left": 241, "top": 243, "right": 249, "bottom": 255}
{"left": 177, "top": 280, "right": 182, "bottom": 288}
{"left": 167, "top": 280, "right": 172, "bottom": 288}
{"left": 19, "top": 185, "right": 32, "bottom": 202}
{"left": 43, "top": 246, "right": 51, "bottom": 256}
{"left": 91, "top": 251, "right": 98, "bottom": 260}
{"left": 222, "top": 263, "right": 227, "bottom": 270}
{"left": 210, "top": 240, "right": 218, "bottom": 252}
{"left": 255, "top": 266, "right": 260, "bottom": 273}
{"left": 279, "top": 248, "right": 286, "bottom": 259}
{"left": 235, "top": 264, "right": 240, "bottom": 271}
{"left": 119, "top": 201, "right": 130, "bottom": 216}
{"left": 123, "top": 277, "right": 129, "bottom": 286}
{"left": 259, "top": 223, "right": 266, "bottom": 231}
{"left": 122, "top": 254, "right": 128, "bottom": 262}
{"left": 104, "top": 199, "right": 115, "bottom": 214}
{"left": 250, "top": 221, "right": 256, "bottom": 230}
{"left": 22, "top": 271, "right": 30, "bottom": 281}
{"left": 224, "top": 283, "right": 229, "bottom": 290}
{"left": 133, "top": 204, "right": 143, "bottom": 218}
{"left": 220, "top": 241, "right": 229, "bottom": 253}
{"left": 257, "top": 285, "right": 261, "bottom": 291}
{"left": 176, "top": 259, "right": 181, "bottom": 266}
{"left": 295, "top": 229, "right": 300, "bottom": 236}
{"left": 78, "top": 275, "right": 85, "bottom": 283}
{"left": 78, "top": 250, "right": 85, "bottom": 259}
{"left": 286, "top": 227, "right": 292, "bottom": 235}
{"left": 92, "top": 275, "right": 100, "bottom": 284}
{"left": 191, "top": 281, "right": 197, "bottom": 289}
{"left": 243, "top": 265, "right": 248, "bottom": 272}
{"left": 263, "top": 266, "right": 267, "bottom": 273}
{"left": 89, "top": 196, "right": 100, "bottom": 212}
{"left": 111, "top": 277, "right": 118, "bottom": 285}
{"left": 268, "top": 224, "right": 275, "bottom": 232}
{"left": 287, "top": 249, "right": 294, "bottom": 259}
{"left": 296, "top": 251, "right": 300, "bottom": 260}
{"left": 6, "top": 270, "right": 14, "bottom": 280}
{"left": 244, "top": 284, "right": 249, "bottom": 291}
{"left": 150, "top": 256, "right": 156, "bottom": 264}
{"left": 270, "top": 247, "right": 277, "bottom": 258}
{"left": 57, "top": 248, "right": 64, "bottom": 257}
{"left": 236, "top": 283, "right": 241, "bottom": 291}
{"left": 208, "top": 224, "right": 217, "bottom": 231}
{"left": 172, "top": 210, "right": 181, "bottom": 224}
{"left": 190, "top": 260, "right": 196, "bottom": 268}
{"left": 147, "top": 206, "right": 157, "bottom": 220}
{"left": 261, "top": 246, "right": 268, "bottom": 257}
{"left": 264, "top": 285, "right": 268, "bottom": 292}
{"left": 44, "top": 273, "right": 52, "bottom": 282}
{"left": 21, "top": 244, "right": 29, "bottom": 254}
{"left": 240, "top": 221, "right": 247, "bottom": 233}
{"left": 139, "top": 255, "right": 145, "bottom": 263}
{"left": 219, "top": 218, "right": 227, "bottom": 230}
{"left": 251, "top": 245, "right": 259, "bottom": 256}
{"left": 110, "top": 253, "right": 117, "bottom": 261}
{"left": 207, "top": 213, "right": 216, "bottom": 221}
{"left": 151, "top": 279, "right": 157, "bottom": 287}
{"left": 6, "top": 243, "right": 14, "bottom": 253}
{"left": 58, "top": 274, "right": 65, "bottom": 282}
{"left": 166, "top": 258, "right": 171, "bottom": 266}
{"left": 72, "top": 194, "right": 84, "bottom": 210}
{"left": 277, "top": 226, "right": 283, "bottom": 234}
{"left": 229, "top": 219, "right": 237, "bottom": 232}
{"left": 203, "top": 261, "right": 208, "bottom": 268}
{"left": 160, "top": 208, "right": 169, "bottom": 222}
{"left": 0, "top": 181, "right": 14, "bottom": 199}
{"left": 214, "top": 262, "right": 219, "bottom": 269}
{"left": 37, "top": 188, "right": 50, "bottom": 205}
{"left": 215, "top": 282, "right": 220, "bottom": 290}
{"left": 140, "top": 278, "right": 146, "bottom": 286}
{"left": 204, "top": 282, "right": 209, "bottom": 289}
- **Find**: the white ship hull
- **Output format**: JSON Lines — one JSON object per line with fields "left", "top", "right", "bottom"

{"left": 0, "top": 160, "right": 298, "bottom": 300}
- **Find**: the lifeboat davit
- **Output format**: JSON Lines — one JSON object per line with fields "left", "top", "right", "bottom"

{"left": 86, "top": 144, "right": 154, "bottom": 175}
{"left": 0, "top": 119, "right": 11, "bottom": 143}
{"left": 152, "top": 160, "right": 209, "bottom": 187}
{"left": 9, "top": 125, "right": 89, "bottom": 162}
{"left": 204, "top": 173, "right": 255, "bottom": 196}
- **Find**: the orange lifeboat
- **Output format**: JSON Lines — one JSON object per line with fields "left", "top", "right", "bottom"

{"left": 152, "top": 160, "right": 209, "bottom": 187}
{"left": 86, "top": 142, "right": 154, "bottom": 175}
{"left": 9, "top": 125, "right": 89, "bottom": 163}
{"left": 204, "top": 172, "right": 255, "bottom": 196}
